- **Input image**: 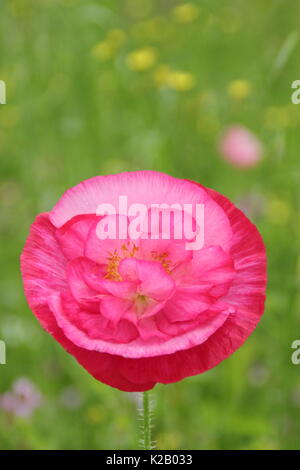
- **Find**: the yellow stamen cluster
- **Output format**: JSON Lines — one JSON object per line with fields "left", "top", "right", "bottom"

{"left": 105, "top": 244, "right": 172, "bottom": 280}
{"left": 121, "top": 243, "right": 139, "bottom": 257}
{"left": 105, "top": 250, "right": 122, "bottom": 281}
{"left": 104, "top": 243, "right": 139, "bottom": 280}
{"left": 151, "top": 251, "right": 171, "bottom": 274}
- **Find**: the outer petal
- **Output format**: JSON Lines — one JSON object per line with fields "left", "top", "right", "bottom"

{"left": 116, "top": 306, "right": 258, "bottom": 387}
{"left": 163, "top": 289, "right": 213, "bottom": 322}
{"left": 193, "top": 182, "right": 267, "bottom": 317}
{"left": 20, "top": 213, "right": 68, "bottom": 313}
{"left": 56, "top": 214, "right": 100, "bottom": 260}
{"left": 49, "top": 171, "right": 233, "bottom": 252}
{"left": 67, "top": 257, "right": 107, "bottom": 294}
{"left": 172, "top": 245, "right": 235, "bottom": 287}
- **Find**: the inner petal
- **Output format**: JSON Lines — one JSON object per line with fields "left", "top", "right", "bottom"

{"left": 118, "top": 258, "right": 176, "bottom": 302}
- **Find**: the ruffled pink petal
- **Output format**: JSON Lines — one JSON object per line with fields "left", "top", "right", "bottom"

{"left": 118, "top": 258, "right": 175, "bottom": 302}
{"left": 67, "top": 257, "right": 137, "bottom": 301}
{"left": 70, "top": 348, "right": 154, "bottom": 392}
{"left": 47, "top": 286, "right": 230, "bottom": 358}
{"left": 99, "top": 295, "right": 133, "bottom": 327}
{"left": 20, "top": 213, "right": 67, "bottom": 312}
{"left": 173, "top": 245, "right": 235, "bottom": 288}
{"left": 68, "top": 257, "right": 107, "bottom": 293}
{"left": 49, "top": 171, "right": 232, "bottom": 250}
{"left": 84, "top": 215, "right": 134, "bottom": 264}
{"left": 138, "top": 316, "right": 170, "bottom": 341}
{"left": 155, "top": 311, "right": 201, "bottom": 336}
{"left": 55, "top": 214, "right": 99, "bottom": 260}
{"left": 50, "top": 293, "right": 138, "bottom": 343}
{"left": 156, "top": 301, "right": 233, "bottom": 336}
{"left": 49, "top": 171, "right": 208, "bottom": 227}
{"left": 67, "top": 258, "right": 101, "bottom": 312}
{"left": 163, "top": 288, "right": 213, "bottom": 322}
{"left": 194, "top": 182, "right": 267, "bottom": 317}
{"left": 114, "top": 304, "right": 251, "bottom": 388}
{"left": 98, "top": 278, "right": 137, "bottom": 298}
{"left": 140, "top": 299, "right": 167, "bottom": 319}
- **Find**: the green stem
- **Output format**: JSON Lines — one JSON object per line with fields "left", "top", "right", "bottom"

{"left": 142, "top": 391, "right": 151, "bottom": 450}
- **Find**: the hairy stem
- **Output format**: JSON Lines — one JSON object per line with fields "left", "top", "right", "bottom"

{"left": 141, "top": 391, "right": 151, "bottom": 450}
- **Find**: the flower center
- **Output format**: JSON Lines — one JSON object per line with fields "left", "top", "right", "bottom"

{"left": 104, "top": 242, "right": 172, "bottom": 280}
{"left": 134, "top": 293, "right": 150, "bottom": 316}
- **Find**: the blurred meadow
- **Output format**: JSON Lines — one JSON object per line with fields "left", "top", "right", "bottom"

{"left": 1, "top": 0, "right": 300, "bottom": 450}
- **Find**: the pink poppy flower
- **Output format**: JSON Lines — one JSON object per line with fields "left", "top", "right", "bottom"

{"left": 21, "top": 171, "right": 267, "bottom": 392}
{"left": 218, "top": 125, "right": 263, "bottom": 168}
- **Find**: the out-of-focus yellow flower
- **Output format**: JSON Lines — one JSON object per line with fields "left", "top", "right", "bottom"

{"left": 91, "top": 41, "right": 115, "bottom": 61}
{"left": 91, "top": 29, "right": 126, "bottom": 62}
{"left": 153, "top": 66, "right": 196, "bottom": 91}
{"left": 126, "top": 47, "right": 157, "bottom": 71}
{"left": 166, "top": 70, "right": 196, "bottom": 91}
{"left": 107, "top": 29, "right": 126, "bottom": 47}
{"left": 227, "top": 79, "right": 251, "bottom": 100}
{"left": 171, "top": 3, "right": 200, "bottom": 24}
{"left": 267, "top": 199, "right": 291, "bottom": 225}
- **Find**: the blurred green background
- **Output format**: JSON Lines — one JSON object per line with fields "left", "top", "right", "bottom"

{"left": 1, "top": 0, "right": 300, "bottom": 450}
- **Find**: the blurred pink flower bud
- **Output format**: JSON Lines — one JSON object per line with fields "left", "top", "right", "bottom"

{"left": 0, "top": 378, "right": 42, "bottom": 418}
{"left": 218, "top": 125, "right": 263, "bottom": 168}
